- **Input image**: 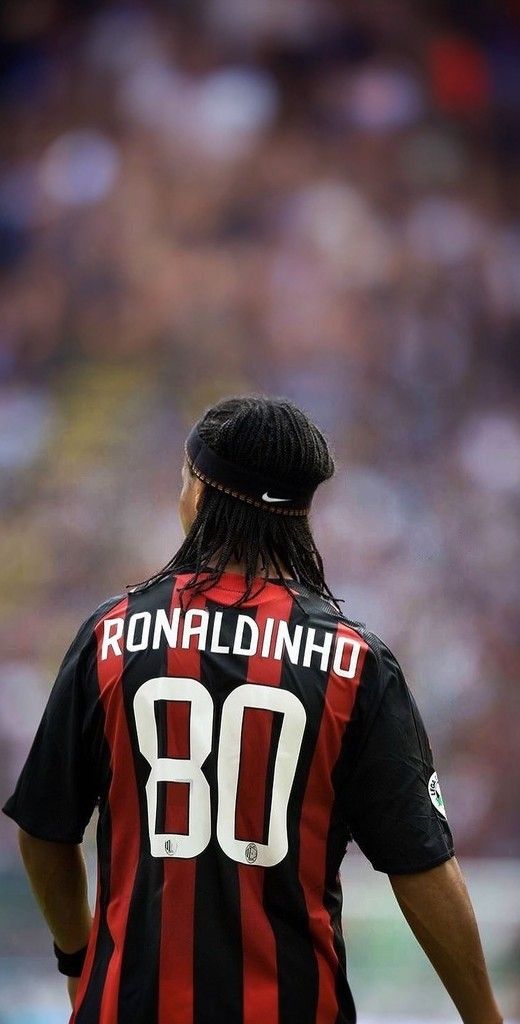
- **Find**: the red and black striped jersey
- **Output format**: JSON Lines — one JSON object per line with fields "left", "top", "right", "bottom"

{"left": 3, "top": 572, "right": 454, "bottom": 1024}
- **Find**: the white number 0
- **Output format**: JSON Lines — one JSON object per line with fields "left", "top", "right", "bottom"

{"left": 133, "top": 677, "right": 306, "bottom": 867}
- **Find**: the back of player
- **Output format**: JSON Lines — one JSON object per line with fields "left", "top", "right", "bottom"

{"left": 80, "top": 572, "right": 372, "bottom": 1024}
{"left": 3, "top": 397, "right": 458, "bottom": 1024}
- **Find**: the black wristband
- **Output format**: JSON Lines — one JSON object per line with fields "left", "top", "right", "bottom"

{"left": 53, "top": 941, "right": 88, "bottom": 977}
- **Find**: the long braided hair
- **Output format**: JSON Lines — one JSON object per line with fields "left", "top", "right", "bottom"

{"left": 132, "top": 396, "right": 338, "bottom": 610}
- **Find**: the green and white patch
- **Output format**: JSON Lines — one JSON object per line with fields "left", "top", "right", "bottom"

{"left": 428, "top": 771, "right": 447, "bottom": 819}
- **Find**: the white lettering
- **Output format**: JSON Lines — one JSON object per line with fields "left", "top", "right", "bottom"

{"left": 211, "top": 611, "right": 229, "bottom": 654}
{"left": 233, "top": 614, "right": 259, "bottom": 656}
{"left": 127, "top": 611, "right": 152, "bottom": 652}
{"left": 261, "top": 617, "right": 275, "bottom": 658}
{"left": 101, "top": 617, "right": 124, "bottom": 660}
{"left": 302, "top": 628, "right": 333, "bottom": 671}
{"left": 181, "top": 609, "right": 209, "bottom": 649}
{"left": 101, "top": 609, "right": 355, "bottom": 675}
{"left": 152, "top": 608, "right": 180, "bottom": 650}
{"left": 333, "top": 636, "right": 361, "bottom": 678}
{"left": 273, "top": 621, "right": 303, "bottom": 665}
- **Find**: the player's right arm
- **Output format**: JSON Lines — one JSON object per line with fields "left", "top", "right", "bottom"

{"left": 2, "top": 598, "right": 121, "bottom": 1006}
{"left": 17, "top": 830, "right": 92, "bottom": 1008}
{"left": 390, "top": 857, "right": 503, "bottom": 1024}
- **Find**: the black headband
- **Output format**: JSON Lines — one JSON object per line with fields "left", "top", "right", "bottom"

{"left": 185, "top": 425, "right": 315, "bottom": 515}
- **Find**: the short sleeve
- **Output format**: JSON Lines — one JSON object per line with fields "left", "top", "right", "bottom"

{"left": 3, "top": 617, "right": 99, "bottom": 843}
{"left": 344, "top": 642, "right": 454, "bottom": 875}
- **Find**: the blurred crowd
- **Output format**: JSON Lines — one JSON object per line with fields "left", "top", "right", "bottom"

{"left": 0, "top": 0, "right": 519, "bottom": 863}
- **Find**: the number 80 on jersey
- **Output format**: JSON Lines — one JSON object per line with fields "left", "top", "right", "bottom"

{"left": 133, "top": 677, "right": 307, "bottom": 868}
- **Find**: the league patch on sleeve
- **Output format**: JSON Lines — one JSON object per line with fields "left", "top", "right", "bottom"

{"left": 428, "top": 771, "right": 447, "bottom": 818}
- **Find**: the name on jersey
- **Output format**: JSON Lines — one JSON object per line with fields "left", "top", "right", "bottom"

{"left": 101, "top": 608, "right": 362, "bottom": 678}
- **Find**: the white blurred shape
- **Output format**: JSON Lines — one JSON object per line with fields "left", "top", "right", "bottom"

{"left": 322, "top": 468, "right": 409, "bottom": 554}
{"left": 0, "top": 662, "right": 46, "bottom": 740}
{"left": 284, "top": 181, "right": 392, "bottom": 285}
{"left": 190, "top": 67, "right": 279, "bottom": 158}
{"left": 457, "top": 413, "right": 520, "bottom": 493}
{"left": 444, "top": 760, "right": 495, "bottom": 841}
{"left": 118, "top": 60, "right": 185, "bottom": 129}
{"left": 0, "top": 388, "right": 53, "bottom": 469}
{"left": 406, "top": 197, "right": 485, "bottom": 265}
{"left": 120, "top": 64, "right": 278, "bottom": 160}
{"left": 40, "top": 131, "right": 120, "bottom": 207}
{"left": 290, "top": 181, "right": 369, "bottom": 247}
{"left": 407, "top": 609, "right": 486, "bottom": 712}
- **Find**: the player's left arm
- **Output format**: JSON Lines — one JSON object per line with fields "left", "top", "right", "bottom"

{"left": 390, "top": 856, "right": 503, "bottom": 1024}
{"left": 18, "top": 830, "right": 92, "bottom": 1007}
{"left": 344, "top": 640, "right": 503, "bottom": 1023}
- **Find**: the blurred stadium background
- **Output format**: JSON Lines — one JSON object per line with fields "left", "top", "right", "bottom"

{"left": 0, "top": 0, "right": 519, "bottom": 1021}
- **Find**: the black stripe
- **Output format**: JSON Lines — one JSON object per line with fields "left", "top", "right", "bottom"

{"left": 262, "top": 593, "right": 328, "bottom": 1024}
{"left": 324, "top": 809, "right": 356, "bottom": 1024}
{"left": 262, "top": 710, "right": 284, "bottom": 845}
{"left": 116, "top": 579, "right": 176, "bottom": 1024}
{"left": 154, "top": 699, "right": 168, "bottom": 834}
{"left": 193, "top": 600, "right": 246, "bottom": 1024}
{"left": 75, "top": 634, "right": 115, "bottom": 1024}
{"left": 325, "top": 625, "right": 384, "bottom": 1024}
{"left": 75, "top": 801, "right": 114, "bottom": 1023}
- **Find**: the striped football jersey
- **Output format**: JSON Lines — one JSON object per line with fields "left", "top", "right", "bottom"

{"left": 3, "top": 572, "right": 454, "bottom": 1024}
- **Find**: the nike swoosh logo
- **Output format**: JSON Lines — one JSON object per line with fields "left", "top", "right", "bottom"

{"left": 262, "top": 492, "right": 292, "bottom": 503}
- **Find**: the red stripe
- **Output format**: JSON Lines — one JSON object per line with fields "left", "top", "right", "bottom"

{"left": 298, "top": 622, "right": 368, "bottom": 1024}
{"left": 235, "top": 707, "right": 274, "bottom": 842}
{"left": 238, "top": 583, "right": 294, "bottom": 1024}
{"left": 94, "top": 595, "right": 142, "bottom": 1024}
{"left": 72, "top": 595, "right": 132, "bottom": 1023}
{"left": 158, "top": 577, "right": 201, "bottom": 1024}
{"left": 165, "top": 700, "right": 191, "bottom": 835}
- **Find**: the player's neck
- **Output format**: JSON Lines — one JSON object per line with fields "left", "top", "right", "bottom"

{"left": 210, "top": 556, "right": 293, "bottom": 579}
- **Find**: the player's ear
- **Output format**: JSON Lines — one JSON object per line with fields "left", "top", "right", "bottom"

{"left": 193, "top": 475, "right": 205, "bottom": 514}
{"left": 179, "top": 459, "right": 205, "bottom": 534}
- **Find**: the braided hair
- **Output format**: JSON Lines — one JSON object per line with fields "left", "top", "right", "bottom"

{"left": 132, "top": 396, "right": 338, "bottom": 610}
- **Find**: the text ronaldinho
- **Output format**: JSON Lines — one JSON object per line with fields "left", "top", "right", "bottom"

{"left": 101, "top": 607, "right": 362, "bottom": 678}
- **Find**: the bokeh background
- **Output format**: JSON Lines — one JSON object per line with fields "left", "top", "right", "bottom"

{"left": 0, "top": 1, "right": 519, "bottom": 1021}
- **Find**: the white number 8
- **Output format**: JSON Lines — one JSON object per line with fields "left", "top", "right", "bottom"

{"left": 133, "top": 677, "right": 306, "bottom": 866}
{"left": 133, "top": 677, "right": 213, "bottom": 859}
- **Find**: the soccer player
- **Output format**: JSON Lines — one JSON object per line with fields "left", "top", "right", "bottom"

{"left": 3, "top": 396, "right": 503, "bottom": 1024}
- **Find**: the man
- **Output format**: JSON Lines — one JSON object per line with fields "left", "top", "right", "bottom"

{"left": 3, "top": 396, "right": 503, "bottom": 1024}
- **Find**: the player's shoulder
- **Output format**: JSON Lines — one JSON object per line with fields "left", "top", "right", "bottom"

{"left": 70, "top": 592, "right": 127, "bottom": 652}
{"left": 327, "top": 612, "right": 410, "bottom": 738}
{"left": 79, "top": 575, "right": 177, "bottom": 639}
{"left": 51, "top": 593, "right": 127, "bottom": 688}
{"left": 335, "top": 620, "right": 404, "bottom": 703}
{"left": 87, "top": 592, "right": 127, "bottom": 627}
{"left": 294, "top": 584, "right": 400, "bottom": 675}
